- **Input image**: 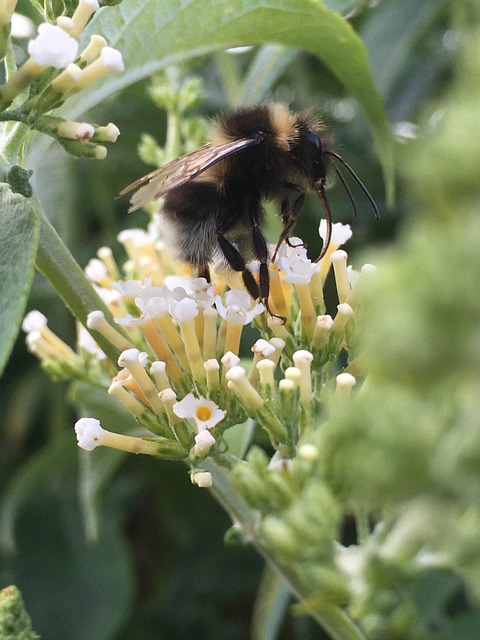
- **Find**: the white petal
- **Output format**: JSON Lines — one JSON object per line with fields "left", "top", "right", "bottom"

{"left": 28, "top": 23, "right": 78, "bottom": 68}
{"left": 74, "top": 417, "right": 105, "bottom": 451}
{"left": 22, "top": 310, "right": 47, "bottom": 333}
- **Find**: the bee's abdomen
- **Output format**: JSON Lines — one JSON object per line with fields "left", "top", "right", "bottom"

{"left": 162, "top": 181, "right": 221, "bottom": 268}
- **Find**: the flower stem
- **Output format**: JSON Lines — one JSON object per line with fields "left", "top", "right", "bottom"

{"left": 202, "top": 459, "right": 367, "bottom": 640}
{"left": 34, "top": 197, "right": 126, "bottom": 363}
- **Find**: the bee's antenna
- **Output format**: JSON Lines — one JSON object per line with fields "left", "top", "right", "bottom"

{"left": 325, "top": 150, "right": 379, "bottom": 220}
{"left": 331, "top": 162, "right": 358, "bottom": 220}
{"left": 315, "top": 182, "right": 332, "bottom": 262}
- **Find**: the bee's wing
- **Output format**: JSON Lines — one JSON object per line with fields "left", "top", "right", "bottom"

{"left": 119, "top": 134, "right": 264, "bottom": 212}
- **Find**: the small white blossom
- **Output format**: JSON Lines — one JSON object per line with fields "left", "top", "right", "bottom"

{"left": 22, "top": 310, "right": 47, "bottom": 333}
{"left": 11, "top": 13, "right": 35, "bottom": 39}
{"left": 93, "top": 285, "right": 123, "bottom": 308}
{"left": 336, "top": 372, "right": 356, "bottom": 395}
{"left": 117, "top": 348, "right": 148, "bottom": 368}
{"left": 193, "top": 471, "right": 213, "bottom": 488}
{"left": 279, "top": 253, "right": 317, "bottom": 284}
{"left": 99, "top": 46, "right": 124, "bottom": 72}
{"left": 117, "top": 228, "right": 153, "bottom": 248}
{"left": 215, "top": 289, "right": 264, "bottom": 324}
{"left": 135, "top": 295, "right": 170, "bottom": 319}
{"left": 252, "top": 339, "right": 276, "bottom": 358}
{"left": 274, "top": 237, "right": 308, "bottom": 262}
{"left": 114, "top": 313, "right": 142, "bottom": 328}
{"left": 57, "top": 120, "right": 94, "bottom": 141}
{"left": 28, "top": 23, "right": 79, "bottom": 68}
{"left": 163, "top": 275, "right": 192, "bottom": 292}
{"left": 136, "top": 284, "right": 174, "bottom": 305}
{"left": 221, "top": 351, "right": 240, "bottom": 370}
{"left": 173, "top": 393, "right": 226, "bottom": 431}
{"left": 169, "top": 297, "right": 198, "bottom": 323}
{"left": 85, "top": 258, "right": 108, "bottom": 283}
{"left": 75, "top": 417, "right": 105, "bottom": 451}
{"left": 187, "top": 278, "right": 216, "bottom": 309}
{"left": 94, "top": 123, "right": 120, "bottom": 143}
{"left": 112, "top": 278, "right": 149, "bottom": 298}
{"left": 194, "top": 430, "right": 216, "bottom": 456}
{"left": 347, "top": 265, "right": 361, "bottom": 287}
{"left": 77, "top": 326, "right": 105, "bottom": 358}
{"left": 319, "top": 220, "right": 352, "bottom": 246}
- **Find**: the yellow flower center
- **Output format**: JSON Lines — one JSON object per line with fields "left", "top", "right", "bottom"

{"left": 196, "top": 405, "right": 212, "bottom": 422}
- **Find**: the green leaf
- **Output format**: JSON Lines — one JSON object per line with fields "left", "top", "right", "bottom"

{"left": 56, "top": 0, "right": 393, "bottom": 203}
{"left": 252, "top": 565, "right": 291, "bottom": 640}
{"left": 0, "top": 185, "right": 39, "bottom": 376}
{"left": 361, "top": 0, "right": 447, "bottom": 97}
{"left": 0, "top": 434, "right": 76, "bottom": 553}
{"left": 0, "top": 478, "right": 134, "bottom": 640}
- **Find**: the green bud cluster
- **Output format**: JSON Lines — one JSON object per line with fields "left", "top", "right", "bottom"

{"left": 0, "top": 586, "right": 40, "bottom": 640}
{"left": 231, "top": 446, "right": 348, "bottom": 600}
{"left": 0, "top": 1, "right": 124, "bottom": 188}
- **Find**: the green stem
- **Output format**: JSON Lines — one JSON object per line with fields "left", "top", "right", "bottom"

{"left": 202, "top": 459, "right": 367, "bottom": 640}
{"left": 34, "top": 196, "right": 126, "bottom": 364}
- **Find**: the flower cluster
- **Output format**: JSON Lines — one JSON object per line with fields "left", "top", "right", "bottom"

{"left": 0, "top": 0, "right": 123, "bottom": 177}
{"left": 23, "top": 218, "right": 376, "bottom": 488}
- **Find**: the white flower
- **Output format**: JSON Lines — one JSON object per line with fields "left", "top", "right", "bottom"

{"left": 117, "top": 348, "right": 148, "bottom": 368}
{"left": 136, "top": 284, "right": 174, "bottom": 304}
{"left": 99, "top": 46, "right": 124, "bottom": 72}
{"left": 75, "top": 417, "right": 105, "bottom": 451}
{"left": 215, "top": 289, "right": 264, "bottom": 324}
{"left": 173, "top": 393, "right": 226, "bottom": 431}
{"left": 85, "top": 258, "right": 108, "bottom": 283}
{"left": 187, "top": 278, "right": 216, "bottom": 309}
{"left": 93, "top": 285, "right": 123, "bottom": 308}
{"left": 112, "top": 278, "right": 150, "bottom": 298}
{"left": 77, "top": 325, "right": 105, "bottom": 359}
{"left": 279, "top": 254, "right": 317, "bottom": 284}
{"left": 194, "top": 430, "right": 216, "bottom": 456}
{"left": 117, "top": 228, "right": 154, "bottom": 247}
{"left": 94, "top": 123, "right": 120, "bottom": 143}
{"left": 274, "top": 237, "right": 308, "bottom": 262}
{"left": 192, "top": 471, "right": 213, "bottom": 488}
{"left": 22, "top": 310, "right": 47, "bottom": 333}
{"left": 57, "top": 120, "right": 95, "bottom": 142}
{"left": 163, "top": 275, "right": 192, "bottom": 292}
{"left": 252, "top": 339, "right": 275, "bottom": 358}
{"left": 114, "top": 313, "right": 142, "bottom": 328}
{"left": 347, "top": 265, "right": 360, "bottom": 287}
{"left": 135, "top": 295, "right": 170, "bottom": 319}
{"left": 169, "top": 297, "right": 198, "bottom": 323}
{"left": 28, "top": 23, "right": 79, "bottom": 68}
{"left": 11, "top": 13, "right": 35, "bottom": 39}
{"left": 319, "top": 220, "right": 352, "bottom": 246}
{"left": 221, "top": 351, "right": 240, "bottom": 370}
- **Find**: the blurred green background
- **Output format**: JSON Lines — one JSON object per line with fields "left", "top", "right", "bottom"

{"left": 0, "top": 1, "right": 459, "bottom": 638}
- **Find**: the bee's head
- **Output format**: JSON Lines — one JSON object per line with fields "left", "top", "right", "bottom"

{"left": 298, "top": 128, "right": 328, "bottom": 186}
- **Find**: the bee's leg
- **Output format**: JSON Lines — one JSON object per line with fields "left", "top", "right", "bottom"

{"left": 272, "top": 182, "right": 306, "bottom": 260}
{"left": 249, "top": 210, "right": 287, "bottom": 323}
{"left": 217, "top": 206, "right": 284, "bottom": 321}
{"left": 216, "top": 232, "right": 260, "bottom": 301}
{"left": 198, "top": 265, "right": 211, "bottom": 282}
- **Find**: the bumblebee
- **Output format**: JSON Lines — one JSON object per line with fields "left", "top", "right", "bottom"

{"left": 120, "top": 103, "right": 378, "bottom": 315}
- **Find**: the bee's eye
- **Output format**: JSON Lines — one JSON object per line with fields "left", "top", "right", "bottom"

{"left": 304, "top": 130, "right": 321, "bottom": 150}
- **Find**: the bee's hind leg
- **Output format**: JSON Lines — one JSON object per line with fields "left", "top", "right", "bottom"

{"left": 197, "top": 265, "right": 211, "bottom": 282}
